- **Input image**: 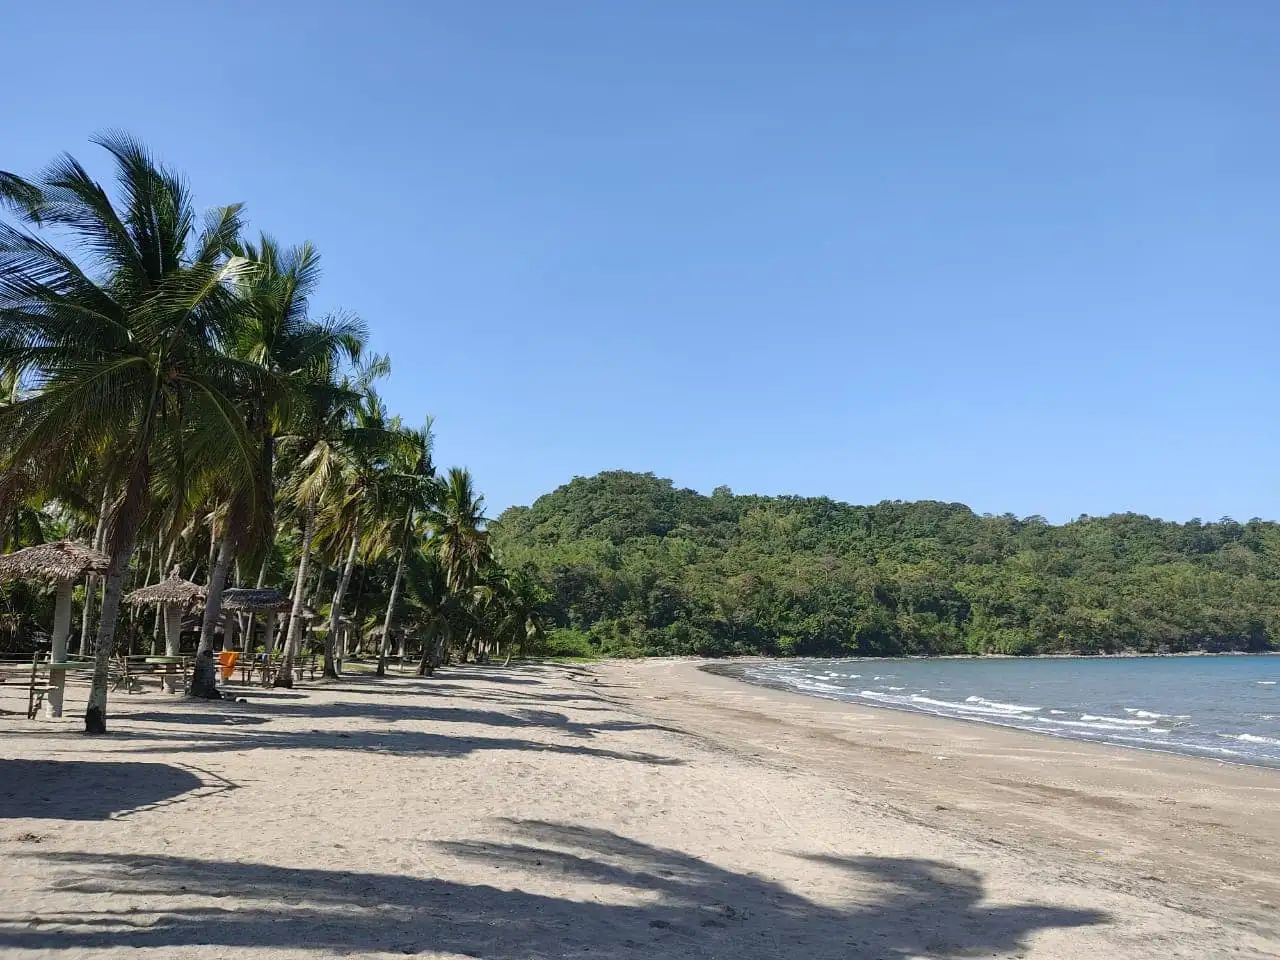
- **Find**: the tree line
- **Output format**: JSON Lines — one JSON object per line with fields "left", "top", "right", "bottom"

{"left": 0, "top": 135, "right": 542, "bottom": 733}
{"left": 491, "top": 471, "right": 1280, "bottom": 658}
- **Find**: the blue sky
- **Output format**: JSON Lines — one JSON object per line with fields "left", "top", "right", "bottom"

{"left": 4, "top": 2, "right": 1277, "bottom": 522}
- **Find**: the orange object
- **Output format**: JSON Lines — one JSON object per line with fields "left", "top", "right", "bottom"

{"left": 218, "top": 650, "right": 239, "bottom": 681}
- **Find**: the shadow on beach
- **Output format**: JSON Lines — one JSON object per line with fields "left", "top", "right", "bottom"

{"left": 0, "top": 760, "right": 207, "bottom": 821}
{"left": 0, "top": 819, "right": 1106, "bottom": 959}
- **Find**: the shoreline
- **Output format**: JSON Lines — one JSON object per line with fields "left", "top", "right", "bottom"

{"left": 700, "top": 659, "right": 1280, "bottom": 772}
{"left": 682, "top": 649, "right": 1280, "bottom": 661}
{"left": 608, "top": 656, "right": 1280, "bottom": 785}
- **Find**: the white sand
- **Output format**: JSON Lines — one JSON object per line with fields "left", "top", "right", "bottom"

{"left": 0, "top": 657, "right": 1276, "bottom": 959}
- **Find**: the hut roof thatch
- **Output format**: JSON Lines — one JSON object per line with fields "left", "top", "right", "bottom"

{"left": 0, "top": 541, "right": 110, "bottom": 583}
{"left": 298, "top": 603, "right": 320, "bottom": 620}
{"left": 126, "top": 568, "right": 206, "bottom": 606}
{"left": 221, "top": 587, "right": 292, "bottom": 613}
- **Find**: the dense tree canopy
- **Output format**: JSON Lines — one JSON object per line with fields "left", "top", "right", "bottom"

{"left": 492, "top": 471, "right": 1280, "bottom": 658}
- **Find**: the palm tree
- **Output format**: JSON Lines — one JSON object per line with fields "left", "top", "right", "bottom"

{"left": 318, "top": 385, "right": 396, "bottom": 677}
{"left": 272, "top": 364, "right": 391, "bottom": 687}
{"left": 494, "top": 567, "right": 548, "bottom": 665}
{"left": 373, "top": 423, "right": 438, "bottom": 677}
{"left": 187, "top": 236, "right": 365, "bottom": 696}
{"left": 400, "top": 467, "right": 491, "bottom": 670}
{"left": 402, "top": 550, "right": 456, "bottom": 675}
{"left": 0, "top": 134, "right": 261, "bottom": 732}
{"left": 428, "top": 467, "right": 490, "bottom": 595}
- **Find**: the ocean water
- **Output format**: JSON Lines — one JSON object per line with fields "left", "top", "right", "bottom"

{"left": 730, "top": 655, "right": 1280, "bottom": 769}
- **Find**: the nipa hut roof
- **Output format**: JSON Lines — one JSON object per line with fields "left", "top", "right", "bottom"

{"left": 221, "top": 587, "right": 292, "bottom": 613}
{"left": 297, "top": 603, "right": 320, "bottom": 620}
{"left": 0, "top": 541, "right": 110, "bottom": 583}
{"left": 126, "top": 568, "right": 206, "bottom": 606}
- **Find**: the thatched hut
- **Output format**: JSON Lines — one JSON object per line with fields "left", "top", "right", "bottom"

{"left": 126, "top": 567, "right": 205, "bottom": 691}
{"left": 0, "top": 541, "right": 110, "bottom": 717}
{"left": 222, "top": 588, "right": 292, "bottom": 656}
{"left": 0, "top": 542, "right": 111, "bottom": 584}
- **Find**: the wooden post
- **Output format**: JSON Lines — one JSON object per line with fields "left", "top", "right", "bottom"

{"left": 45, "top": 579, "right": 73, "bottom": 718}
{"left": 264, "top": 610, "right": 278, "bottom": 655}
{"left": 163, "top": 604, "right": 182, "bottom": 693}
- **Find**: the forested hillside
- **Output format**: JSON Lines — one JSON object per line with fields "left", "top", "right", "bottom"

{"left": 491, "top": 472, "right": 1280, "bottom": 658}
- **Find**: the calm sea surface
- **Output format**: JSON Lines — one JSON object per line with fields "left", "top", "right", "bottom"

{"left": 728, "top": 655, "right": 1280, "bottom": 769}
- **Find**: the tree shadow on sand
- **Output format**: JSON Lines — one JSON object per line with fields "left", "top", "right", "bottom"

{"left": 85, "top": 725, "right": 686, "bottom": 766}
{"left": 0, "top": 819, "right": 1105, "bottom": 958}
{"left": 192, "top": 698, "right": 680, "bottom": 738}
{"left": 0, "top": 760, "right": 215, "bottom": 821}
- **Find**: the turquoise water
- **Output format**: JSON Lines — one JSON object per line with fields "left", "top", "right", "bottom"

{"left": 730, "top": 655, "right": 1280, "bottom": 768}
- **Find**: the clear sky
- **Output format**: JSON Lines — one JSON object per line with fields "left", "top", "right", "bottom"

{"left": 4, "top": 2, "right": 1277, "bottom": 522}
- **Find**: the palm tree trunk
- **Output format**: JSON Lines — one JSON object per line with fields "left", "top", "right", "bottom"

{"left": 243, "top": 556, "right": 268, "bottom": 657}
{"left": 205, "top": 531, "right": 218, "bottom": 582}
{"left": 418, "top": 635, "right": 433, "bottom": 675}
{"left": 190, "top": 532, "right": 233, "bottom": 699}
{"left": 151, "top": 539, "right": 176, "bottom": 655}
{"left": 323, "top": 532, "right": 359, "bottom": 679}
{"left": 375, "top": 513, "right": 411, "bottom": 678}
{"left": 350, "top": 567, "right": 366, "bottom": 657}
{"left": 418, "top": 620, "right": 448, "bottom": 676}
{"left": 84, "top": 534, "right": 137, "bottom": 734}
{"left": 310, "top": 564, "right": 327, "bottom": 610}
{"left": 276, "top": 507, "right": 316, "bottom": 688}
{"left": 280, "top": 529, "right": 308, "bottom": 656}
{"left": 79, "top": 485, "right": 111, "bottom": 655}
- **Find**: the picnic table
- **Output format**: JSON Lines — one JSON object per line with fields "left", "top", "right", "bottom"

{"left": 143, "top": 656, "right": 189, "bottom": 693}
{"left": 236, "top": 653, "right": 319, "bottom": 686}
{"left": 114, "top": 654, "right": 192, "bottom": 694}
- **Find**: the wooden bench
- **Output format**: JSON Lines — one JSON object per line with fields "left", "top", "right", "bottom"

{"left": 236, "top": 653, "right": 318, "bottom": 686}
{"left": 293, "top": 653, "right": 319, "bottom": 681}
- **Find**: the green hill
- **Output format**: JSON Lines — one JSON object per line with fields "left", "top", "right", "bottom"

{"left": 490, "top": 471, "right": 1280, "bottom": 658}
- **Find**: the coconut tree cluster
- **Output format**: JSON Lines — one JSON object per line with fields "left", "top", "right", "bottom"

{"left": 0, "top": 134, "right": 545, "bottom": 733}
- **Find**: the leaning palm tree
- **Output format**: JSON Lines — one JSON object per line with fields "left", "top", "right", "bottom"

{"left": 0, "top": 134, "right": 262, "bottom": 732}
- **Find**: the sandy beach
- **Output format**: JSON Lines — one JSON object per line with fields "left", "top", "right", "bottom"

{"left": 1, "top": 658, "right": 1277, "bottom": 959}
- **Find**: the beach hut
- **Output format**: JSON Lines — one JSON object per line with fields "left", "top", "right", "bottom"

{"left": 125, "top": 567, "right": 205, "bottom": 691}
{"left": 0, "top": 541, "right": 110, "bottom": 717}
{"left": 221, "top": 587, "right": 292, "bottom": 656}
